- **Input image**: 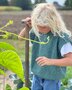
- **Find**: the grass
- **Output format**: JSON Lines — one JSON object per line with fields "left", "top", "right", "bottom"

{"left": 0, "top": 6, "right": 22, "bottom": 11}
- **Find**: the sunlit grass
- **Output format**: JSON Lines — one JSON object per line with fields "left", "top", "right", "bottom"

{"left": 0, "top": 6, "right": 22, "bottom": 11}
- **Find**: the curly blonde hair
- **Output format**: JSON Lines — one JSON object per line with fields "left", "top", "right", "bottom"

{"left": 31, "top": 3, "right": 71, "bottom": 38}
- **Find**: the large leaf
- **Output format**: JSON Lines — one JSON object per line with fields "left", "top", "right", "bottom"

{"left": 0, "top": 50, "right": 24, "bottom": 82}
{"left": 0, "top": 42, "right": 16, "bottom": 52}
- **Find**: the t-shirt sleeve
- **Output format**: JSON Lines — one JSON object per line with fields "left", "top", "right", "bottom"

{"left": 60, "top": 42, "right": 72, "bottom": 56}
{"left": 58, "top": 34, "right": 72, "bottom": 57}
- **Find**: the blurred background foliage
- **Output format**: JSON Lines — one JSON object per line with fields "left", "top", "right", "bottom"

{"left": 0, "top": 0, "right": 72, "bottom": 11}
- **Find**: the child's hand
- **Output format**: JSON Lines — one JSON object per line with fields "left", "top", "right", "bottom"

{"left": 22, "top": 17, "right": 32, "bottom": 30}
{"left": 36, "top": 56, "right": 51, "bottom": 66}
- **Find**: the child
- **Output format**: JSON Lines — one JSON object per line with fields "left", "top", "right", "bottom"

{"left": 18, "top": 3, "right": 72, "bottom": 90}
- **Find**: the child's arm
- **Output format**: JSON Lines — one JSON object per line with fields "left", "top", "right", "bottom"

{"left": 36, "top": 53, "right": 72, "bottom": 66}
{"left": 50, "top": 52, "right": 72, "bottom": 66}
{"left": 18, "top": 27, "right": 28, "bottom": 40}
{"left": 18, "top": 17, "right": 31, "bottom": 40}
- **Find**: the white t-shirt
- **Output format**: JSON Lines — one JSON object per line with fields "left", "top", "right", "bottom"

{"left": 61, "top": 42, "right": 72, "bottom": 56}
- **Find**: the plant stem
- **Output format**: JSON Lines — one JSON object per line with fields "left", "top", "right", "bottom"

{"left": 3, "top": 68, "right": 5, "bottom": 90}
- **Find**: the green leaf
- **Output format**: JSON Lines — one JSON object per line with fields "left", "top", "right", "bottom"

{"left": 0, "top": 42, "right": 16, "bottom": 52}
{"left": 5, "top": 84, "right": 12, "bottom": 90}
{"left": 19, "top": 87, "right": 29, "bottom": 90}
{"left": 0, "top": 69, "right": 5, "bottom": 75}
{"left": 0, "top": 50, "right": 24, "bottom": 82}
